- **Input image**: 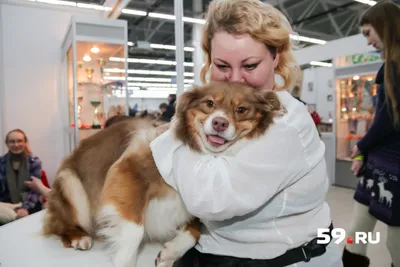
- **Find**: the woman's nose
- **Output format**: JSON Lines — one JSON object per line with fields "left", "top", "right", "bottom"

{"left": 227, "top": 69, "right": 244, "bottom": 83}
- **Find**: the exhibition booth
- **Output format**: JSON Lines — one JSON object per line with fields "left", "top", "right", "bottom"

{"left": 0, "top": 0, "right": 385, "bottom": 265}
{"left": 299, "top": 52, "right": 382, "bottom": 189}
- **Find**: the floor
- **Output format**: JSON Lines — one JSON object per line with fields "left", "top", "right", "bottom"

{"left": 326, "top": 185, "right": 392, "bottom": 267}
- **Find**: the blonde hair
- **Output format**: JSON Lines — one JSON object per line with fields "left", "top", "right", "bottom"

{"left": 200, "top": 0, "right": 298, "bottom": 90}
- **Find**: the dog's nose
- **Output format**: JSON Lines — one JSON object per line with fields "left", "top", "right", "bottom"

{"left": 212, "top": 117, "right": 229, "bottom": 132}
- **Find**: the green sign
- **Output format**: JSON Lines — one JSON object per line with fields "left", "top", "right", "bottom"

{"left": 339, "top": 52, "right": 382, "bottom": 67}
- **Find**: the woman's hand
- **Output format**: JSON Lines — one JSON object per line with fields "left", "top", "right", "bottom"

{"left": 16, "top": 208, "right": 29, "bottom": 218}
{"left": 24, "top": 176, "right": 44, "bottom": 194}
{"left": 350, "top": 145, "right": 361, "bottom": 158}
{"left": 351, "top": 160, "right": 364, "bottom": 176}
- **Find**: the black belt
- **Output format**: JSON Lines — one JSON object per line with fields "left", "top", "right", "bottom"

{"left": 264, "top": 222, "right": 334, "bottom": 266}
{"left": 179, "top": 222, "right": 334, "bottom": 267}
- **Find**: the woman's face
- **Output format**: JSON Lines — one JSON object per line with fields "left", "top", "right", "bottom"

{"left": 361, "top": 24, "right": 383, "bottom": 51}
{"left": 6, "top": 132, "right": 26, "bottom": 154}
{"left": 210, "top": 31, "right": 279, "bottom": 90}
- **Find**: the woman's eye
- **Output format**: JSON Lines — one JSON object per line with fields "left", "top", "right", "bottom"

{"left": 206, "top": 100, "right": 215, "bottom": 108}
{"left": 216, "top": 64, "right": 229, "bottom": 70}
{"left": 236, "top": 107, "right": 246, "bottom": 114}
{"left": 244, "top": 64, "right": 258, "bottom": 70}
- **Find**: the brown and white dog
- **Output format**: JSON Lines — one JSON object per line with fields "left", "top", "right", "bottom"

{"left": 42, "top": 82, "right": 285, "bottom": 267}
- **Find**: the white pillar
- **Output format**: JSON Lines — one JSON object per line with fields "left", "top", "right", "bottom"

{"left": 174, "top": 0, "right": 185, "bottom": 96}
{"left": 192, "top": 0, "right": 204, "bottom": 86}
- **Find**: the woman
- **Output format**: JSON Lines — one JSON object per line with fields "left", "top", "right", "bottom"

{"left": 150, "top": 0, "right": 342, "bottom": 266}
{"left": 0, "top": 129, "right": 43, "bottom": 218}
{"left": 343, "top": 2, "right": 400, "bottom": 267}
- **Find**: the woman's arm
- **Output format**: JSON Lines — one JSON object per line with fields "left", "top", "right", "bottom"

{"left": 357, "top": 63, "right": 400, "bottom": 154}
{"left": 150, "top": 119, "right": 322, "bottom": 221}
{"left": 21, "top": 156, "right": 43, "bottom": 212}
{"left": 357, "top": 96, "right": 394, "bottom": 154}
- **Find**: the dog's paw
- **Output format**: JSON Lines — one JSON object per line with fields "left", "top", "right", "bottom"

{"left": 71, "top": 236, "right": 92, "bottom": 250}
{"left": 155, "top": 242, "right": 178, "bottom": 267}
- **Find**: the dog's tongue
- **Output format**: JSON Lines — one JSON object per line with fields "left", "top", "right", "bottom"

{"left": 208, "top": 135, "right": 226, "bottom": 145}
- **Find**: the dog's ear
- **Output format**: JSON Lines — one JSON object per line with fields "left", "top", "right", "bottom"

{"left": 175, "top": 87, "right": 202, "bottom": 113}
{"left": 256, "top": 90, "right": 283, "bottom": 112}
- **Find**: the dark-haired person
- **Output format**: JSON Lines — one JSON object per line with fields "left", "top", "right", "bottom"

{"left": 343, "top": 2, "right": 400, "bottom": 266}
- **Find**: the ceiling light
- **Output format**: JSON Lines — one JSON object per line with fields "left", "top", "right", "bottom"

{"left": 310, "top": 61, "right": 332, "bottom": 67}
{"left": 353, "top": 75, "right": 360, "bottom": 80}
{"left": 104, "top": 76, "right": 194, "bottom": 83}
{"left": 121, "top": 9, "right": 147, "bottom": 16}
{"left": 183, "top": 17, "right": 206, "bottom": 24}
{"left": 147, "top": 12, "right": 206, "bottom": 24}
{"left": 76, "top": 3, "right": 112, "bottom": 11}
{"left": 148, "top": 12, "right": 176, "bottom": 20}
{"left": 90, "top": 46, "right": 100, "bottom": 53}
{"left": 127, "top": 82, "right": 192, "bottom": 87}
{"left": 109, "top": 57, "right": 194, "bottom": 67}
{"left": 290, "top": 34, "right": 326, "bottom": 45}
{"left": 354, "top": 0, "right": 376, "bottom": 6}
{"left": 83, "top": 55, "right": 91, "bottom": 62}
{"left": 36, "top": 0, "right": 76, "bottom": 6}
{"left": 123, "top": 90, "right": 177, "bottom": 99}
{"left": 150, "top": 44, "right": 195, "bottom": 52}
{"left": 103, "top": 68, "right": 194, "bottom": 77}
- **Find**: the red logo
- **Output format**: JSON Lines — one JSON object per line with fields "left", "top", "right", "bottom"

{"left": 347, "top": 237, "right": 354, "bottom": 244}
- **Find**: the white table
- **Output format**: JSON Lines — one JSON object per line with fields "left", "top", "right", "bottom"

{"left": 0, "top": 210, "right": 163, "bottom": 267}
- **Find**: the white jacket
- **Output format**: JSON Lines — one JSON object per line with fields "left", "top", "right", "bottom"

{"left": 150, "top": 90, "right": 336, "bottom": 262}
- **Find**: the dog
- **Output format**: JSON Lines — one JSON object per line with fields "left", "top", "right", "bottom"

{"left": 0, "top": 202, "right": 22, "bottom": 225}
{"left": 42, "top": 82, "right": 285, "bottom": 267}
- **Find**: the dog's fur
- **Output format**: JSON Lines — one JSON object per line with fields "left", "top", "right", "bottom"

{"left": 42, "top": 82, "right": 285, "bottom": 267}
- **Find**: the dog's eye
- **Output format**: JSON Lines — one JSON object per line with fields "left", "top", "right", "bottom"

{"left": 236, "top": 107, "right": 247, "bottom": 114}
{"left": 206, "top": 100, "right": 215, "bottom": 108}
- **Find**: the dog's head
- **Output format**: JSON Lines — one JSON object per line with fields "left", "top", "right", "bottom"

{"left": 173, "top": 82, "right": 285, "bottom": 154}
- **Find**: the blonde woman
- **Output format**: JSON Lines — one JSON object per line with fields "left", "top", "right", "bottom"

{"left": 151, "top": 0, "right": 342, "bottom": 266}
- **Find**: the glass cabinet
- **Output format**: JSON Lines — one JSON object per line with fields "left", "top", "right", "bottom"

{"left": 61, "top": 17, "right": 128, "bottom": 152}
{"left": 335, "top": 74, "right": 378, "bottom": 160}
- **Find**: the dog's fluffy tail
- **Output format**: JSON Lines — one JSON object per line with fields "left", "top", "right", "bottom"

{"left": 43, "top": 168, "right": 91, "bottom": 237}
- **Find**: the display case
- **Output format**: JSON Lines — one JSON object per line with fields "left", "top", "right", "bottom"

{"left": 335, "top": 74, "right": 377, "bottom": 160}
{"left": 61, "top": 17, "right": 128, "bottom": 151}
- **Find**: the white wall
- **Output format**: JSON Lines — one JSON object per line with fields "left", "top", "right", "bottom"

{"left": 0, "top": 1, "right": 102, "bottom": 183}
{"left": 301, "top": 67, "right": 335, "bottom": 123}
{"left": 294, "top": 34, "right": 373, "bottom": 65}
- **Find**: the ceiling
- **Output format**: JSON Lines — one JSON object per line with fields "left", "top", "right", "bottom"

{"left": 65, "top": 0, "right": 399, "bottom": 93}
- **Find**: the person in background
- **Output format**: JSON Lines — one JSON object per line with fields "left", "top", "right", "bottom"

{"left": 151, "top": 0, "right": 342, "bottom": 266}
{"left": 291, "top": 85, "right": 322, "bottom": 127}
{"left": 0, "top": 129, "right": 43, "bottom": 218}
{"left": 159, "top": 102, "right": 169, "bottom": 122}
{"left": 161, "top": 94, "right": 176, "bottom": 122}
{"left": 343, "top": 2, "right": 400, "bottom": 267}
